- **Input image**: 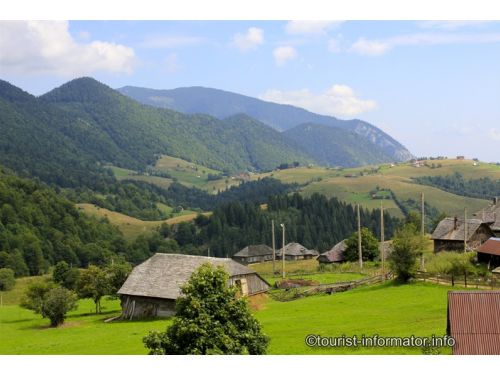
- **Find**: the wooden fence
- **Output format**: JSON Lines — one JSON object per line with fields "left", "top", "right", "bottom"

{"left": 272, "top": 273, "right": 392, "bottom": 301}
{"left": 415, "top": 271, "right": 500, "bottom": 289}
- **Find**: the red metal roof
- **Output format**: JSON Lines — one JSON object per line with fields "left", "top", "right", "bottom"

{"left": 447, "top": 291, "right": 500, "bottom": 355}
{"left": 478, "top": 238, "right": 500, "bottom": 256}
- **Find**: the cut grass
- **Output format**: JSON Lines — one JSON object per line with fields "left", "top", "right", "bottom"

{"left": 76, "top": 204, "right": 208, "bottom": 240}
{"left": 263, "top": 272, "right": 366, "bottom": 286}
{"left": 255, "top": 281, "right": 456, "bottom": 354}
{"left": 0, "top": 281, "right": 461, "bottom": 354}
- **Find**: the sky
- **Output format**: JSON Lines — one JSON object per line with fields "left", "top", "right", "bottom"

{"left": 1, "top": 19, "right": 500, "bottom": 162}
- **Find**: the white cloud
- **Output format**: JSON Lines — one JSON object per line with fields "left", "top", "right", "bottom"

{"left": 350, "top": 32, "right": 500, "bottom": 56}
{"left": 328, "top": 37, "right": 342, "bottom": 52}
{"left": 285, "top": 21, "right": 343, "bottom": 35}
{"left": 273, "top": 46, "right": 297, "bottom": 66}
{"left": 231, "top": 27, "right": 264, "bottom": 51}
{"left": 417, "top": 21, "right": 495, "bottom": 30}
{"left": 0, "top": 21, "right": 135, "bottom": 76}
{"left": 142, "top": 35, "right": 204, "bottom": 49}
{"left": 259, "top": 84, "right": 377, "bottom": 117}
{"left": 490, "top": 128, "right": 500, "bottom": 141}
{"left": 164, "top": 53, "right": 181, "bottom": 74}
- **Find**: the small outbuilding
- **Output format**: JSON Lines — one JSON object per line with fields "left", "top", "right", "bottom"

{"left": 477, "top": 237, "right": 500, "bottom": 269}
{"left": 474, "top": 197, "right": 500, "bottom": 236}
{"left": 276, "top": 242, "right": 319, "bottom": 261}
{"left": 317, "top": 240, "right": 347, "bottom": 264}
{"left": 118, "top": 253, "right": 270, "bottom": 319}
{"left": 232, "top": 244, "right": 274, "bottom": 264}
{"left": 431, "top": 217, "right": 494, "bottom": 252}
{"left": 447, "top": 291, "right": 500, "bottom": 354}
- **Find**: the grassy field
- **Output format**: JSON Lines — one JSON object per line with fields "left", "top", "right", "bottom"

{"left": 107, "top": 166, "right": 173, "bottom": 189}
{"left": 263, "top": 272, "right": 366, "bottom": 286}
{"left": 76, "top": 204, "right": 206, "bottom": 240}
{"left": 0, "top": 278, "right": 458, "bottom": 355}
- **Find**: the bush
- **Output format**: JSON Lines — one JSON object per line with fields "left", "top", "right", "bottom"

{"left": 0, "top": 268, "right": 15, "bottom": 291}
{"left": 21, "top": 281, "right": 78, "bottom": 327}
{"left": 388, "top": 223, "right": 425, "bottom": 283}
{"left": 143, "top": 263, "right": 269, "bottom": 354}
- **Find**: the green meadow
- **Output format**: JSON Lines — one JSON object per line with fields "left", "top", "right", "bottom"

{"left": 0, "top": 276, "right": 457, "bottom": 355}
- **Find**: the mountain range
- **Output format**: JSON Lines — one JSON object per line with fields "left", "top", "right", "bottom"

{"left": 118, "top": 85, "right": 413, "bottom": 163}
{"left": 0, "top": 77, "right": 413, "bottom": 191}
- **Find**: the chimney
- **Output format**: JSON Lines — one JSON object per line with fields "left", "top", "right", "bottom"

{"left": 454, "top": 216, "right": 458, "bottom": 230}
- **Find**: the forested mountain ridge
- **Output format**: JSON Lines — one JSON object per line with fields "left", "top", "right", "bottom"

{"left": 283, "top": 123, "right": 394, "bottom": 167}
{"left": 118, "top": 85, "right": 414, "bottom": 163}
{"left": 40, "top": 77, "right": 313, "bottom": 173}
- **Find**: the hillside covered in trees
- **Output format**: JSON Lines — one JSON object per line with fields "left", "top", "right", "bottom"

{"left": 414, "top": 172, "right": 500, "bottom": 200}
{"left": 0, "top": 168, "right": 126, "bottom": 276}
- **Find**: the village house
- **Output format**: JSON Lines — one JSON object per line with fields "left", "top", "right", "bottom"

{"left": 473, "top": 197, "right": 500, "bottom": 236}
{"left": 447, "top": 291, "right": 500, "bottom": 354}
{"left": 117, "top": 253, "right": 270, "bottom": 319}
{"left": 276, "top": 242, "right": 319, "bottom": 261}
{"left": 477, "top": 237, "right": 500, "bottom": 269}
{"left": 317, "top": 240, "right": 347, "bottom": 264}
{"left": 232, "top": 244, "right": 274, "bottom": 264}
{"left": 431, "top": 217, "right": 494, "bottom": 252}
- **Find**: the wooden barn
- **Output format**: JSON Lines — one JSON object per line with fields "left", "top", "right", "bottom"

{"left": 276, "top": 242, "right": 319, "bottom": 261}
{"left": 431, "top": 217, "right": 494, "bottom": 252}
{"left": 477, "top": 237, "right": 500, "bottom": 269}
{"left": 117, "top": 253, "right": 270, "bottom": 319}
{"left": 232, "top": 244, "right": 274, "bottom": 264}
{"left": 317, "top": 240, "right": 347, "bottom": 264}
{"left": 447, "top": 291, "right": 500, "bottom": 354}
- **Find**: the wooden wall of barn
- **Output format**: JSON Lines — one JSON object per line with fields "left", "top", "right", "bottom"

{"left": 229, "top": 274, "right": 269, "bottom": 296}
{"left": 120, "top": 295, "right": 176, "bottom": 319}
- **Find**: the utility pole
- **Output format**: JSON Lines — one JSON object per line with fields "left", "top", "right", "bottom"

{"left": 421, "top": 192, "right": 425, "bottom": 270}
{"left": 280, "top": 223, "right": 286, "bottom": 278}
{"left": 421, "top": 192, "right": 425, "bottom": 237}
{"left": 357, "top": 204, "right": 363, "bottom": 269}
{"left": 271, "top": 219, "right": 276, "bottom": 275}
{"left": 464, "top": 208, "right": 468, "bottom": 252}
{"left": 380, "top": 201, "right": 385, "bottom": 275}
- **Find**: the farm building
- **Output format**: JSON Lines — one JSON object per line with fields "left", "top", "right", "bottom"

{"left": 447, "top": 291, "right": 500, "bottom": 355}
{"left": 477, "top": 238, "right": 500, "bottom": 269}
{"left": 474, "top": 197, "right": 500, "bottom": 236}
{"left": 117, "top": 253, "right": 270, "bottom": 319}
{"left": 276, "top": 242, "right": 319, "bottom": 260}
{"left": 431, "top": 217, "right": 494, "bottom": 252}
{"left": 318, "top": 240, "right": 347, "bottom": 263}
{"left": 232, "top": 244, "right": 274, "bottom": 264}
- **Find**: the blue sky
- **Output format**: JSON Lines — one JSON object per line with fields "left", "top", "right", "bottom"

{"left": 1, "top": 20, "right": 500, "bottom": 161}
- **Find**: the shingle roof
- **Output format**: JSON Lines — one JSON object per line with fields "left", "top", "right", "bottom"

{"left": 118, "top": 253, "right": 258, "bottom": 300}
{"left": 233, "top": 244, "right": 274, "bottom": 258}
{"left": 478, "top": 237, "right": 500, "bottom": 256}
{"left": 318, "top": 240, "right": 347, "bottom": 262}
{"left": 276, "top": 242, "right": 319, "bottom": 257}
{"left": 447, "top": 291, "right": 500, "bottom": 355}
{"left": 431, "top": 217, "right": 484, "bottom": 241}
{"left": 474, "top": 200, "right": 500, "bottom": 231}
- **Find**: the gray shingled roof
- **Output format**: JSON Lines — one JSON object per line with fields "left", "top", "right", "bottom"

{"left": 233, "top": 244, "right": 274, "bottom": 258}
{"left": 474, "top": 201, "right": 500, "bottom": 231}
{"left": 118, "top": 253, "right": 258, "bottom": 300}
{"left": 431, "top": 217, "right": 484, "bottom": 241}
{"left": 276, "top": 242, "right": 319, "bottom": 257}
{"left": 319, "top": 240, "right": 347, "bottom": 262}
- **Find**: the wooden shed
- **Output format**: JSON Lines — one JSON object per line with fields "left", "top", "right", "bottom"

{"left": 477, "top": 237, "right": 500, "bottom": 269}
{"left": 276, "top": 242, "right": 319, "bottom": 261}
{"left": 232, "top": 244, "right": 274, "bottom": 264}
{"left": 474, "top": 197, "right": 500, "bottom": 236}
{"left": 431, "top": 217, "right": 493, "bottom": 252}
{"left": 447, "top": 291, "right": 500, "bottom": 354}
{"left": 117, "top": 253, "right": 270, "bottom": 319}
